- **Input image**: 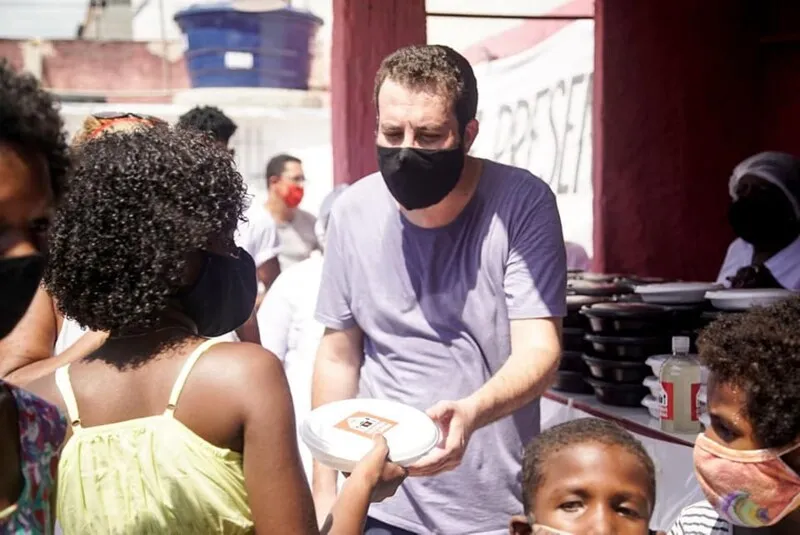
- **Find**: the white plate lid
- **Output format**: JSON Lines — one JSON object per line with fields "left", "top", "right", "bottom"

{"left": 705, "top": 288, "right": 795, "bottom": 300}
{"left": 301, "top": 398, "right": 440, "bottom": 467}
{"left": 634, "top": 282, "right": 720, "bottom": 294}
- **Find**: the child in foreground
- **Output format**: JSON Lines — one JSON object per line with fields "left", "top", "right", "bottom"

{"left": 510, "top": 418, "right": 659, "bottom": 535}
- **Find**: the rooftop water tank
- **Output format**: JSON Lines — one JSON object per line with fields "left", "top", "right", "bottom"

{"left": 175, "top": 2, "right": 323, "bottom": 89}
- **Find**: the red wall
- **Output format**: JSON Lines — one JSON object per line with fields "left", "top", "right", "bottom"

{"left": 758, "top": 2, "right": 800, "bottom": 153}
{"left": 593, "top": 0, "right": 761, "bottom": 280}
{"left": 329, "top": 0, "right": 427, "bottom": 185}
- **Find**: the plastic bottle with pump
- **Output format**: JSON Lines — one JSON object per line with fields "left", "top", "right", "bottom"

{"left": 659, "top": 336, "right": 703, "bottom": 434}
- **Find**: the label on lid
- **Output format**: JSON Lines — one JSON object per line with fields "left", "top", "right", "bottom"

{"left": 334, "top": 411, "right": 398, "bottom": 438}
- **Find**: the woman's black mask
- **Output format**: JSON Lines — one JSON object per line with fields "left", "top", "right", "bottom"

{"left": 178, "top": 247, "right": 257, "bottom": 337}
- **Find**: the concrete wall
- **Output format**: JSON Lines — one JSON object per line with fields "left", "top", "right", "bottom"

{"left": 0, "top": 39, "right": 188, "bottom": 103}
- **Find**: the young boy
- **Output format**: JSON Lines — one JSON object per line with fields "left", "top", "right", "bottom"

{"left": 511, "top": 418, "right": 659, "bottom": 535}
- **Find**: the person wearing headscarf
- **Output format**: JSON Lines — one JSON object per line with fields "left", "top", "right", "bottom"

{"left": 717, "top": 151, "right": 800, "bottom": 289}
{"left": 256, "top": 185, "right": 348, "bottom": 482}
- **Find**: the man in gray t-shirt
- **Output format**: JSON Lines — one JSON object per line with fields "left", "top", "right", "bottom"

{"left": 313, "top": 45, "right": 566, "bottom": 535}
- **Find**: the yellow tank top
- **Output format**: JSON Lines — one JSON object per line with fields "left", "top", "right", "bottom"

{"left": 55, "top": 339, "right": 254, "bottom": 534}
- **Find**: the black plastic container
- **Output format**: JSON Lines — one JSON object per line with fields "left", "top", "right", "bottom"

{"left": 581, "top": 302, "right": 672, "bottom": 335}
{"left": 586, "top": 378, "right": 649, "bottom": 407}
{"left": 582, "top": 354, "right": 652, "bottom": 383}
{"left": 552, "top": 370, "right": 594, "bottom": 394}
{"left": 584, "top": 334, "right": 671, "bottom": 361}
{"left": 560, "top": 350, "right": 590, "bottom": 374}
{"left": 568, "top": 280, "right": 634, "bottom": 298}
{"left": 565, "top": 295, "right": 611, "bottom": 329}
{"left": 563, "top": 327, "right": 588, "bottom": 353}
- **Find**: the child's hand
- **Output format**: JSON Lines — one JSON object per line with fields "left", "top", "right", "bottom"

{"left": 348, "top": 435, "right": 408, "bottom": 502}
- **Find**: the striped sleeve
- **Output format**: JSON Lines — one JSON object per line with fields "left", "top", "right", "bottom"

{"left": 668, "top": 501, "right": 731, "bottom": 535}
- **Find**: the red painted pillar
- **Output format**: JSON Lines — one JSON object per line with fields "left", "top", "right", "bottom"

{"left": 330, "top": 0, "right": 427, "bottom": 185}
{"left": 592, "top": 0, "right": 759, "bottom": 280}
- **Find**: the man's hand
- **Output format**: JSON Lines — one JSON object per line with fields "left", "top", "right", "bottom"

{"left": 407, "top": 399, "right": 478, "bottom": 477}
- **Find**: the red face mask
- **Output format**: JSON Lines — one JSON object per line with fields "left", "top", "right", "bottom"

{"left": 282, "top": 183, "right": 304, "bottom": 208}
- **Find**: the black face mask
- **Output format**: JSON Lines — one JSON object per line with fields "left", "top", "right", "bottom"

{"left": 0, "top": 254, "right": 45, "bottom": 339}
{"left": 377, "top": 145, "right": 465, "bottom": 210}
{"left": 728, "top": 192, "right": 800, "bottom": 250}
{"left": 178, "top": 247, "right": 257, "bottom": 337}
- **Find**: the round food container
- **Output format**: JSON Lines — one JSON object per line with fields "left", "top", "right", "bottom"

{"left": 582, "top": 354, "right": 652, "bottom": 384}
{"left": 586, "top": 378, "right": 648, "bottom": 407}
{"left": 559, "top": 350, "right": 589, "bottom": 374}
{"left": 552, "top": 370, "right": 593, "bottom": 395}
{"left": 563, "top": 327, "right": 589, "bottom": 353}
{"left": 584, "top": 333, "right": 672, "bottom": 361}
{"left": 642, "top": 376, "right": 662, "bottom": 398}
{"left": 641, "top": 395, "right": 660, "bottom": 419}
{"left": 581, "top": 302, "right": 672, "bottom": 335}
{"left": 565, "top": 295, "right": 612, "bottom": 328}
{"left": 635, "top": 282, "right": 721, "bottom": 305}
{"left": 301, "top": 398, "right": 440, "bottom": 473}
{"left": 569, "top": 280, "right": 633, "bottom": 297}
{"left": 705, "top": 288, "right": 796, "bottom": 311}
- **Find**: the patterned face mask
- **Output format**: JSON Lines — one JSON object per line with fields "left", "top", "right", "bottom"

{"left": 694, "top": 433, "right": 800, "bottom": 527}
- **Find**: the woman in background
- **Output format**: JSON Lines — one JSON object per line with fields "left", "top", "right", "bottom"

{"left": 717, "top": 151, "right": 800, "bottom": 289}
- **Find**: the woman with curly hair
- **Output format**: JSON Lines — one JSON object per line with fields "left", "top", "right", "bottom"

{"left": 668, "top": 297, "right": 800, "bottom": 535}
{"left": 25, "top": 125, "right": 405, "bottom": 534}
{"left": 0, "top": 60, "right": 68, "bottom": 534}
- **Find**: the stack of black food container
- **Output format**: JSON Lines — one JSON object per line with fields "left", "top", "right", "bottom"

{"left": 559, "top": 272, "right": 708, "bottom": 407}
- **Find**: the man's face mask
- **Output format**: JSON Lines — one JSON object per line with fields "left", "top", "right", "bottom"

{"left": 0, "top": 254, "right": 45, "bottom": 339}
{"left": 377, "top": 144, "right": 465, "bottom": 210}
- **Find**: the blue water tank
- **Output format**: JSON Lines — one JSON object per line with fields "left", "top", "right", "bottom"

{"left": 175, "top": 2, "right": 323, "bottom": 89}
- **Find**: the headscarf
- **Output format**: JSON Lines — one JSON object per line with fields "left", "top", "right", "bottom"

{"left": 729, "top": 151, "right": 800, "bottom": 219}
{"left": 71, "top": 112, "right": 166, "bottom": 147}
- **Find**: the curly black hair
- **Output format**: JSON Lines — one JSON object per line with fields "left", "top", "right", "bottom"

{"left": 697, "top": 296, "right": 800, "bottom": 448}
{"left": 0, "top": 59, "right": 69, "bottom": 199}
{"left": 522, "top": 418, "right": 656, "bottom": 514}
{"left": 44, "top": 125, "right": 247, "bottom": 335}
{"left": 176, "top": 105, "right": 237, "bottom": 144}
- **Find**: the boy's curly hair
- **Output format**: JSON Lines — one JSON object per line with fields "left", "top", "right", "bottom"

{"left": 698, "top": 296, "right": 800, "bottom": 448}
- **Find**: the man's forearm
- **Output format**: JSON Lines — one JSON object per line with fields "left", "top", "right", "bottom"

{"left": 464, "top": 347, "right": 560, "bottom": 430}
{"left": 311, "top": 350, "right": 362, "bottom": 510}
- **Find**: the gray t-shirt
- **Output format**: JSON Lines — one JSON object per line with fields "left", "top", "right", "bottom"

{"left": 277, "top": 209, "right": 319, "bottom": 270}
{"left": 315, "top": 160, "right": 567, "bottom": 534}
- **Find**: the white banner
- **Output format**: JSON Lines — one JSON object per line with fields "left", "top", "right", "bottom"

{"left": 471, "top": 19, "right": 594, "bottom": 254}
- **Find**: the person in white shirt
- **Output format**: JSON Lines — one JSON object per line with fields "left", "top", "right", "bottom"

{"left": 257, "top": 185, "right": 348, "bottom": 481}
{"left": 263, "top": 154, "right": 320, "bottom": 270}
{"left": 668, "top": 297, "right": 800, "bottom": 535}
{"left": 717, "top": 151, "right": 800, "bottom": 290}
